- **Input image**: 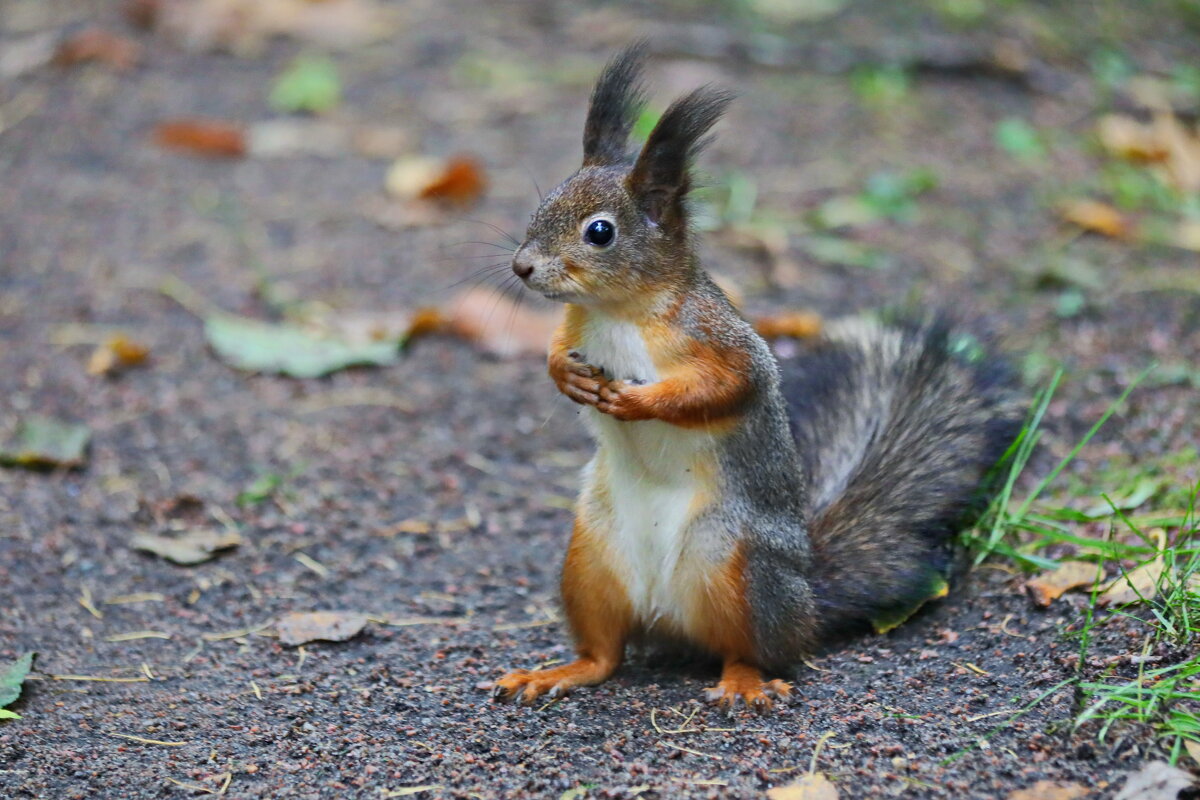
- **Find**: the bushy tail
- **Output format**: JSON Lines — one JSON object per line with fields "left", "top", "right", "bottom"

{"left": 778, "top": 317, "right": 1024, "bottom": 639}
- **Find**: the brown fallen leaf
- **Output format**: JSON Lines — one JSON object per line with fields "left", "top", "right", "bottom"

{"left": 1098, "top": 529, "right": 1166, "bottom": 606}
{"left": 385, "top": 155, "right": 488, "bottom": 209}
{"left": 1176, "top": 220, "right": 1200, "bottom": 252}
{"left": 131, "top": 529, "right": 241, "bottom": 565}
{"left": 427, "top": 288, "right": 560, "bottom": 359}
{"left": 1008, "top": 780, "right": 1090, "bottom": 800}
{"left": 54, "top": 27, "right": 142, "bottom": 71}
{"left": 1114, "top": 760, "right": 1195, "bottom": 800}
{"left": 153, "top": 118, "right": 246, "bottom": 158}
{"left": 1025, "top": 561, "right": 1104, "bottom": 607}
{"left": 1059, "top": 200, "right": 1131, "bottom": 239}
{"left": 754, "top": 312, "right": 824, "bottom": 341}
{"left": 276, "top": 611, "right": 367, "bottom": 646}
{"left": 1186, "top": 739, "right": 1200, "bottom": 767}
{"left": 1097, "top": 115, "right": 1169, "bottom": 164}
{"left": 87, "top": 334, "right": 150, "bottom": 376}
{"left": 158, "top": 0, "right": 396, "bottom": 55}
{"left": 1154, "top": 111, "right": 1200, "bottom": 195}
{"left": 419, "top": 156, "right": 487, "bottom": 208}
{"left": 767, "top": 773, "right": 838, "bottom": 800}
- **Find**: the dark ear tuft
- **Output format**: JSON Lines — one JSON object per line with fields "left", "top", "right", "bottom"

{"left": 628, "top": 86, "right": 734, "bottom": 233}
{"left": 582, "top": 42, "right": 648, "bottom": 167}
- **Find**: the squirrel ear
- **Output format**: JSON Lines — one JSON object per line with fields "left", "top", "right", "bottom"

{"left": 582, "top": 43, "right": 648, "bottom": 167}
{"left": 627, "top": 86, "right": 733, "bottom": 233}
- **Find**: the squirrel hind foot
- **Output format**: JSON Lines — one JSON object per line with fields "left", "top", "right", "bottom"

{"left": 491, "top": 658, "right": 616, "bottom": 706}
{"left": 704, "top": 663, "right": 792, "bottom": 714}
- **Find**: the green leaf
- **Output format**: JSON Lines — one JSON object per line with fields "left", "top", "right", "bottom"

{"left": 994, "top": 118, "right": 1045, "bottom": 161}
{"left": 205, "top": 313, "right": 401, "bottom": 378}
{"left": 0, "top": 416, "right": 90, "bottom": 470}
{"left": 269, "top": 56, "right": 342, "bottom": 114}
{"left": 0, "top": 653, "right": 34, "bottom": 716}
{"left": 238, "top": 472, "right": 284, "bottom": 506}
{"left": 850, "top": 65, "right": 911, "bottom": 105}
{"left": 800, "top": 236, "right": 886, "bottom": 269}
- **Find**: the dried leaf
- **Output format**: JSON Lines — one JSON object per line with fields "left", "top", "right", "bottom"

{"left": 1059, "top": 200, "right": 1130, "bottom": 239}
{"left": 420, "top": 156, "right": 487, "bottom": 207}
{"left": 1176, "top": 220, "right": 1200, "bottom": 252}
{"left": 1097, "top": 115, "right": 1168, "bottom": 163}
{"left": 385, "top": 155, "right": 487, "bottom": 209}
{"left": 1098, "top": 529, "right": 1166, "bottom": 606}
{"left": 153, "top": 118, "right": 246, "bottom": 158}
{"left": 870, "top": 570, "right": 949, "bottom": 634}
{"left": 1008, "top": 781, "right": 1090, "bottom": 800}
{"left": 247, "top": 119, "right": 350, "bottom": 157}
{"left": 0, "top": 416, "right": 91, "bottom": 470}
{"left": 1154, "top": 112, "right": 1200, "bottom": 195}
{"left": 204, "top": 313, "right": 400, "bottom": 377}
{"left": 0, "top": 653, "right": 34, "bottom": 720}
{"left": 1025, "top": 561, "right": 1104, "bottom": 607}
{"left": 276, "top": 611, "right": 367, "bottom": 646}
{"left": 54, "top": 27, "right": 142, "bottom": 71}
{"left": 1114, "top": 761, "right": 1194, "bottom": 800}
{"left": 87, "top": 334, "right": 150, "bottom": 376}
{"left": 1186, "top": 739, "right": 1200, "bottom": 767}
{"left": 434, "top": 288, "right": 560, "bottom": 359}
{"left": 159, "top": 0, "right": 396, "bottom": 55}
{"left": 754, "top": 312, "right": 823, "bottom": 341}
{"left": 132, "top": 529, "right": 241, "bottom": 565}
{"left": 768, "top": 773, "right": 839, "bottom": 800}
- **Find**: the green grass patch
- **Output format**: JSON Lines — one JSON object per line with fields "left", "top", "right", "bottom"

{"left": 963, "top": 366, "right": 1200, "bottom": 763}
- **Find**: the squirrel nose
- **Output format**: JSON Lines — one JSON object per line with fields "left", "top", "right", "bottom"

{"left": 511, "top": 246, "right": 535, "bottom": 279}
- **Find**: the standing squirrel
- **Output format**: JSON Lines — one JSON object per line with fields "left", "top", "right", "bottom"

{"left": 493, "top": 44, "right": 1023, "bottom": 711}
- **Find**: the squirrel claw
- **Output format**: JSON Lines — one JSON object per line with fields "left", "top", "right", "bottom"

{"left": 704, "top": 673, "right": 792, "bottom": 714}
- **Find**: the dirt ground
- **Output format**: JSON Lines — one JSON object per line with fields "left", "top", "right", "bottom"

{"left": 2, "top": 1, "right": 1199, "bottom": 798}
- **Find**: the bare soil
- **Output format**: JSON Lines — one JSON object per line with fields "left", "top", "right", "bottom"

{"left": 1, "top": 1, "right": 1198, "bottom": 798}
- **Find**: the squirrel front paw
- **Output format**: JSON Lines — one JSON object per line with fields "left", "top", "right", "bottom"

{"left": 596, "top": 380, "right": 652, "bottom": 422}
{"left": 551, "top": 354, "right": 605, "bottom": 406}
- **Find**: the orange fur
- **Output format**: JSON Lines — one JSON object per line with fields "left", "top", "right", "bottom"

{"left": 688, "top": 542, "right": 792, "bottom": 712}
{"left": 597, "top": 336, "right": 754, "bottom": 428}
{"left": 493, "top": 517, "right": 632, "bottom": 704}
{"left": 691, "top": 541, "right": 756, "bottom": 660}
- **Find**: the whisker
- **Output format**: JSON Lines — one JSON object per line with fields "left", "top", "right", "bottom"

{"left": 520, "top": 162, "right": 544, "bottom": 204}
{"left": 457, "top": 217, "right": 521, "bottom": 247}
{"left": 440, "top": 263, "right": 513, "bottom": 293}
{"left": 448, "top": 241, "right": 517, "bottom": 252}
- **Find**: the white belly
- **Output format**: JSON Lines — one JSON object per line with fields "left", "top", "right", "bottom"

{"left": 575, "top": 312, "right": 722, "bottom": 627}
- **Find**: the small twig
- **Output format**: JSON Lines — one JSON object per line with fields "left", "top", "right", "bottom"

{"left": 658, "top": 741, "right": 723, "bottom": 760}
{"left": 109, "top": 733, "right": 189, "bottom": 747}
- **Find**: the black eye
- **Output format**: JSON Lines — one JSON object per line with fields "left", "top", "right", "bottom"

{"left": 584, "top": 218, "right": 615, "bottom": 247}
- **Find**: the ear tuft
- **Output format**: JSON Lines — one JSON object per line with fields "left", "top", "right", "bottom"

{"left": 628, "top": 86, "right": 734, "bottom": 232}
{"left": 582, "top": 42, "right": 648, "bottom": 167}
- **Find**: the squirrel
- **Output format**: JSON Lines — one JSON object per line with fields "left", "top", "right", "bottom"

{"left": 492, "top": 44, "right": 1024, "bottom": 712}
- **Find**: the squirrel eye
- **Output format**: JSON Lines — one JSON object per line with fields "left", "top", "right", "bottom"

{"left": 583, "top": 218, "right": 616, "bottom": 247}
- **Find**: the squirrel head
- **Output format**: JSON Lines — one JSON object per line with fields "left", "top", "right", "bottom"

{"left": 512, "top": 43, "right": 733, "bottom": 310}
